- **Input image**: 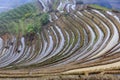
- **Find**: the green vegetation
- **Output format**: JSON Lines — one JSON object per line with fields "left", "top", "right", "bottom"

{"left": 0, "top": 3, "right": 36, "bottom": 21}
{"left": 25, "top": 13, "right": 49, "bottom": 34}
{"left": 0, "top": 2, "right": 49, "bottom": 36}
{"left": 89, "top": 4, "right": 111, "bottom": 11}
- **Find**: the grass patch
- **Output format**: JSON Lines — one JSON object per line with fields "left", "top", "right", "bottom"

{"left": 89, "top": 4, "right": 111, "bottom": 11}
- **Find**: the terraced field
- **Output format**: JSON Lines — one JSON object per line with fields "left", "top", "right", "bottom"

{"left": 0, "top": 0, "right": 120, "bottom": 78}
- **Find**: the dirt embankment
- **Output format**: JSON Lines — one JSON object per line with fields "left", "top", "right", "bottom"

{"left": 0, "top": 74, "right": 119, "bottom": 80}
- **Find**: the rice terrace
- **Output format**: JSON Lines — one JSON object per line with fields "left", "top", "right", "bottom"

{"left": 0, "top": 0, "right": 120, "bottom": 80}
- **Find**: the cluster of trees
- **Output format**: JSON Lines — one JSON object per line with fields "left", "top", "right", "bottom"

{"left": 0, "top": 3, "right": 36, "bottom": 21}
{"left": 26, "top": 13, "right": 49, "bottom": 34}
{"left": 0, "top": 2, "right": 49, "bottom": 36}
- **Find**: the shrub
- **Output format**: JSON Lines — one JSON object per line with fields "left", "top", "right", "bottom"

{"left": 40, "top": 13, "right": 49, "bottom": 26}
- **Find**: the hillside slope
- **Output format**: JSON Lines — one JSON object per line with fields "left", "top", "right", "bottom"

{"left": 0, "top": 0, "right": 120, "bottom": 78}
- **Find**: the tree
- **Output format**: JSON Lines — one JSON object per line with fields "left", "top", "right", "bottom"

{"left": 40, "top": 13, "right": 49, "bottom": 25}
